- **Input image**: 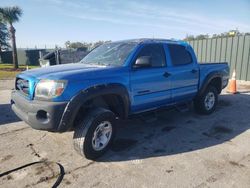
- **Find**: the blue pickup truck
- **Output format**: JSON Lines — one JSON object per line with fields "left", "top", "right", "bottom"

{"left": 11, "top": 39, "right": 229, "bottom": 159}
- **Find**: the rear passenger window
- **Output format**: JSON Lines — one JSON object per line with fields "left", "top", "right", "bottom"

{"left": 168, "top": 44, "right": 192, "bottom": 66}
{"left": 136, "top": 44, "right": 166, "bottom": 67}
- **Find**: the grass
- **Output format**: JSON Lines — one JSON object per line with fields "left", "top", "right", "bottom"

{"left": 0, "top": 64, "right": 40, "bottom": 79}
{"left": 0, "top": 64, "right": 39, "bottom": 69}
{"left": 0, "top": 70, "right": 20, "bottom": 79}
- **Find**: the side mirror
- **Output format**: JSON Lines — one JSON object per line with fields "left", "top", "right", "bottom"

{"left": 134, "top": 56, "right": 151, "bottom": 68}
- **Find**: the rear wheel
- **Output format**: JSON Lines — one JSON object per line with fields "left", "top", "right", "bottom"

{"left": 73, "top": 108, "right": 116, "bottom": 160}
{"left": 194, "top": 86, "right": 218, "bottom": 115}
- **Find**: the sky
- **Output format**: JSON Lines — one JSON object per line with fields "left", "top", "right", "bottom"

{"left": 1, "top": 0, "right": 250, "bottom": 48}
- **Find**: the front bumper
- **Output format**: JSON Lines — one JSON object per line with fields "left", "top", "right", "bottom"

{"left": 11, "top": 91, "right": 68, "bottom": 131}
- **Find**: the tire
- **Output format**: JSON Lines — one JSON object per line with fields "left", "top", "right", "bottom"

{"left": 194, "top": 86, "right": 218, "bottom": 115}
{"left": 73, "top": 108, "right": 116, "bottom": 160}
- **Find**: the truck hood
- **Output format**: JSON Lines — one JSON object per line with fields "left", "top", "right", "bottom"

{"left": 19, "top": 63, "right": 117, "bottom": 80}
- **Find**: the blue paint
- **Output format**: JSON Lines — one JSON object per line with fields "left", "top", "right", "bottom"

{"left": 15, "top": 39, "right": 229, "bottom": 114}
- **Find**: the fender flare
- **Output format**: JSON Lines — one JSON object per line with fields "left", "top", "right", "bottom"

{"left": 57, "top": 83, "right": 130, "bottom": 132}
{"left": 197, "top": 71, "right": 223, "bottom": 96}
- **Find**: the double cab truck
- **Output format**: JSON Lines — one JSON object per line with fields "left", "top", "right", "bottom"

{"left": 11, "top": 39, "right": 229, "bottom": 159}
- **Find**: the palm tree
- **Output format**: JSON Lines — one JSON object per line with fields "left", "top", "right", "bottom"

{"left": 0, "top": 17, "right": 10, "bottom": 53}
{"left": 0, "top": 6, "right": 22, "bottom": 69}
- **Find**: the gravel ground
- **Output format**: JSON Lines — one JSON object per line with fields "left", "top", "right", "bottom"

{"left": 0, "top": 80, "right": 250, "bottom": 188}
{"left": 0, "top": 79, "right": 15, "bottom": 90}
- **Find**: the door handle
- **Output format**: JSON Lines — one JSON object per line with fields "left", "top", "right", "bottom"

{"left": 191, "top": 69, "right": 198, "bottom": 74}
{"left": 163, "top": 72, "right": 171, "bottom": 78}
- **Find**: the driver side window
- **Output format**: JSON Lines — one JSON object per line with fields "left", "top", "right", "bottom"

{"left": 136, "top": 44, "right": 166, "bottom": 68}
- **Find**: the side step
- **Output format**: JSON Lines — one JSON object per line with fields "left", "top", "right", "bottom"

{"left": 139, "top": 111, "right": 158, "bottom": 123}
{"left": 130, "top": 102, "right": 193, "bottom": 123}
{"left": 175, "top": 102, "right": 192, "bottom": 113}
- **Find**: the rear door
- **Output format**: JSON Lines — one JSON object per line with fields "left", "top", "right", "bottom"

{"left": 130, "top": 43, "right": 171, "bottom": 112}
{"left": 166, "top": 44, "right": 199, "bottom": 102}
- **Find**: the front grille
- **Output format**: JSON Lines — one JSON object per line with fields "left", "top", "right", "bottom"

{"left": 16, "top": 78, "right": 30, "bottom": 96}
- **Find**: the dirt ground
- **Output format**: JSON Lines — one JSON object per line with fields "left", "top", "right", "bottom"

{"left": 0, "top": 79, "right": 250, "bottom": 188}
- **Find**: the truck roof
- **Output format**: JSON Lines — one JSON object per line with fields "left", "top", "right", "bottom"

{"left": 114, "top": 38, "right": 188, "bottom": 46}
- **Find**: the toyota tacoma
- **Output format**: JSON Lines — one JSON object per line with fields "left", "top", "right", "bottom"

{"left": 11, "top": 39, "right": 229, "bottom": 159}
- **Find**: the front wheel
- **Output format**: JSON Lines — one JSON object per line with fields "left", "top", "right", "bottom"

{"left": 194, "top": 86, "right": 218, "bottom": 115}
{"left": 73, "top": 108, "right": 116, "bottom": 160}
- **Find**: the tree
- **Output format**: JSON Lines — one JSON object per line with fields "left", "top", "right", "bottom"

{"left": 0, "top": 17, "right": 10, "bottom": 52}
{"left": 0, "top": 6, "right": 22, "bottom": 69}
{"left": 65, "top": 41, "right": 89, "bottom": 51}
{"left": 65, "top": 40, "right": 71, "bottom": 49}
{"left": 195, "top": 34, "right": 209, "bottom": 40}
{"left": 65, "top": 40, "right": 111, "bottom": 51}
{"left": 92, "top": 40, "right": 111, "bottom": 48}
{"left": 183, "top": 34, "right": 195, "bottom": 41}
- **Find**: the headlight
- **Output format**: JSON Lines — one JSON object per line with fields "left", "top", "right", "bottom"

{"left": 35, "top": 80, "right": 67, "bottom": 99}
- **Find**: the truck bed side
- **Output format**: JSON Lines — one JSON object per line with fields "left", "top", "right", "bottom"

{"left": 198, "top": 62, "right": 230, "bottom": 92}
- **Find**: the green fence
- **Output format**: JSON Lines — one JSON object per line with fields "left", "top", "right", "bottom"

{"left": 0, "top": 49, "right": 48, "bottom": 65}
{"left": 187, "top": 35, "right": 250, "bottom": 81}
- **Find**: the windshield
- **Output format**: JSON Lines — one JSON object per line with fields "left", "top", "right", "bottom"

{"left": 80, "top": 41, "right": 138, "bottom": 66}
